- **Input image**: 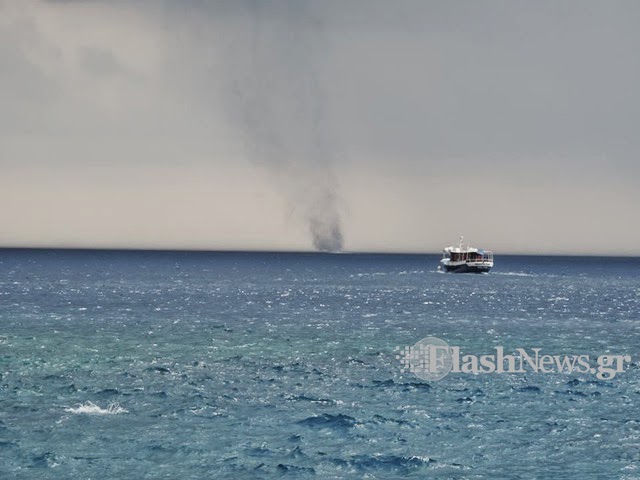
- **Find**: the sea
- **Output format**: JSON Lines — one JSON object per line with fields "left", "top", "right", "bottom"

{"left": 1, "top": 250, "right": 638, "bottom": 479}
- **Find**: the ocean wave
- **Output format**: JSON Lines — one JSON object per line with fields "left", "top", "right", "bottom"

{"left": 64, "top": 401, "right": 128, "bottom": 415}
{"left": 371, "top": 379, "right": 432, "bottom": 392}
{"left": 514, "top": 385, "right": 542, "bottom": 393}
{"left": 144, "top": 366, "right": 172, "bottom": 374}
{"left": 276, "top": 463, "right": 315, "bottom": 475}
{"left": 284, "top": 394, "right": 335, "bottom": 405}
{"left": 370, "top": 414, "right": 411, "bottom": 426}
{"left": 297, "top": 413, "right": 356, "bottom": 429}
{"left": 492, "top": 271, "right": 535, "bottom": 277}
{"left": 333, "top": 454, "right": 436, "bottom": 473}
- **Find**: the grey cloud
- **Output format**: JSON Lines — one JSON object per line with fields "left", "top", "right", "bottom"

{"left": 1, "top": 0, "right": 639, "bottom": 253}
{"left": 80, "top": 47, "right": 123, "bottom": 77}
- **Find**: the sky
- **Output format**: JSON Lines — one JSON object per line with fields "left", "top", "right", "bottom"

{"left": 1, "top": 0, "right": 639, "bottom": 255}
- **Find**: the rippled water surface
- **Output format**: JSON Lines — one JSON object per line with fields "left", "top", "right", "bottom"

{"left": 1, "top": 250, "right": 639, "bottom": 479}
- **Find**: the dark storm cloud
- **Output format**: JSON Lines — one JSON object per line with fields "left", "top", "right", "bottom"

{"left": 1, "top": 1, "right": 639, "bottom": 253}
{"left": 216, "top": 0, "right": 344, "bottom": 252}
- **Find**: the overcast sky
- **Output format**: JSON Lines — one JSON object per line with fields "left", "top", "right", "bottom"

{"left": 1, "top": 0, "right": 639, "bottom": 255}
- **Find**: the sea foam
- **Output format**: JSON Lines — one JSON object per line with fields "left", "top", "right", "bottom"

{"left": 64, "top": 401, "right": 128, "bottom": 415}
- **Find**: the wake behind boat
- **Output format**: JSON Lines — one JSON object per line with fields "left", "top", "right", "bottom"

{"left": 439, "top": 236, "right": 493, "bottom": 273}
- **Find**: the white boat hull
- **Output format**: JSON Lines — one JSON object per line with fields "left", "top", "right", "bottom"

{"left": 440, "top": 259, "right": 492, "bottom": 273}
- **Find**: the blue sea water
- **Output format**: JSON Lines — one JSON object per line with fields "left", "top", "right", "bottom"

{"left": 0, "top": 250, "right": 639, "bottom": 479}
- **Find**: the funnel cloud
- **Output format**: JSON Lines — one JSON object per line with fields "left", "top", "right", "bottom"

{"left": 225, "top": 1, "right": 343, "bottom": 252}
{"left": 308, "top": 188, "right": 343, "bottom": 252}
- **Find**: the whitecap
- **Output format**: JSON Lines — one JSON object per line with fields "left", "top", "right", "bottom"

{"left": 493, "top": 271, "right": 535, "bottom": 277}
{"left": 64, "top": 401, "right": 128, "bottom": 415}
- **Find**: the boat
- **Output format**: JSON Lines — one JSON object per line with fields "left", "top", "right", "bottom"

{"left": 439, "top": 236, "right": 493, "bottom": 273}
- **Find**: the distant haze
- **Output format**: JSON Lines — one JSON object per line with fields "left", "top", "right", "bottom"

{"left": 1, "top": 0, "right": 639, "bottom": 255}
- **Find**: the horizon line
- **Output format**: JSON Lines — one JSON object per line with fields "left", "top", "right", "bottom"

{"left": 0, "top": 246, "right": 638, "bottom": 259}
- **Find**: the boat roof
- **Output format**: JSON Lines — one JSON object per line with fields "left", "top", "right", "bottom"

{"left": 443, "top": 236, "right": 492, "bottom": 254}
{"left": 444, "top": 246, "right": 479, "bottom": 253}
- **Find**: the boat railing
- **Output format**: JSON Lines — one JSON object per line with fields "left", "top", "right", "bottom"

{"left": 467, "top": 258, "right": 493, "bottom": 264}
{"left": 446, "top": 251, "right": 494, "bottom": 263}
